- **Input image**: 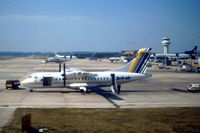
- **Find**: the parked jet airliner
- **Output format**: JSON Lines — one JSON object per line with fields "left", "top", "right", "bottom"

{"left": 21, "top": 48, "right": 152, "bottom": 94}
{"left": 151, "top": 46, "right": 198, "bottom": 61}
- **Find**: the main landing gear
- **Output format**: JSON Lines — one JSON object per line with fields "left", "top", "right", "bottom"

{"left": 29, "top": 88, "right": 33, "bottom": 92}
{"left": 117, "top": 85, "right": 121, "bottom": 94}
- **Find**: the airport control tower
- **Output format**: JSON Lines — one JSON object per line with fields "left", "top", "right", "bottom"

{"left": 162, "top": 37, "right": 171, "bottom": 54}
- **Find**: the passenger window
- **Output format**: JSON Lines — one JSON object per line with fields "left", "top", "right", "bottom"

{"left": 125, "top": 77, "right": 130, "bottom": 80}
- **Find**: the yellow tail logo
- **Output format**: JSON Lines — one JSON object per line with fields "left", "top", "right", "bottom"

{"left": 128, "top": 48, "right": 151, "bottom": 73}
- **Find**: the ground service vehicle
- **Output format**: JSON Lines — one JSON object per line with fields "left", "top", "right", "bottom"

{"left": 5, "top": 80, "right": 20, "bottom": 89}
{"left": 187, "top": 84, "right": 200, "bottom": 92}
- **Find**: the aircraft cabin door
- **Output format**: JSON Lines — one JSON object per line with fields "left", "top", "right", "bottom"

{"left": 43, "top": 77, "right": 52, "bottom": 87}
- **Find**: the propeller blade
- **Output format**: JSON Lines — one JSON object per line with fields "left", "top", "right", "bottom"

{"left": 111, "top": 74, "right": 117, "bottom": 94}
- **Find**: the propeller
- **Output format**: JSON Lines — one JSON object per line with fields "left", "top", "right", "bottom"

{"left": 111, "top": 74, "right": 117, "bottom": 94}
{"left": 63, "top": 63, "right": 66, "bottom": 87}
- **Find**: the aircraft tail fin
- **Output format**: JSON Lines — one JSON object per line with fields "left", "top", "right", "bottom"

{"left": 185, "top": 46, "right": 197, "bottom": 54}
{"left": 192, "top": 46, "right": 197, "bottom": 54}
{"left": 111, "top": 48, "right": 152, "bottom": 73}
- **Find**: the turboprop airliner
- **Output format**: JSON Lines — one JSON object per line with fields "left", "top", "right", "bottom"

{"left": 43, "top": 56, "right": 71, "bottom": 63}
{"left": 21, "top": 48, "right": 152, "bottom": 94}
{"left": 43, "top": 54, "right": 75, "bottom": 63}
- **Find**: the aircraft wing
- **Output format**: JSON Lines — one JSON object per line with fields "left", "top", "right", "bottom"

{"left": 68, "top": 83, "right": 100, "bottom": 92}
{"left": 64, "top": 68, "right": 97, "bottom": 79}
{"left": 68, "top": 83, "right": 88, "bottom": 88}
{"left": 69, "top": 67, "right": 85, "bottom": 72}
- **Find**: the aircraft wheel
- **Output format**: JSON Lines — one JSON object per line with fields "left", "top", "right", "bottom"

{"left": 29, "top": 88, "right": 33, "bottom": 92}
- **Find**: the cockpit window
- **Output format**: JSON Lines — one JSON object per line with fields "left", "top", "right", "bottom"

{"left": 29, "top": 76, "right": 32, "bottom": 78}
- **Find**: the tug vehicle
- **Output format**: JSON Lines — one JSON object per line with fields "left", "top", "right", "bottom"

{"left": 5, "top": 80, "right": 20, "bottom": 89}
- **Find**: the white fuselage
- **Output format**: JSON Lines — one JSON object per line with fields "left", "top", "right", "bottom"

{"left": 151, "top": 53, "right": 191, "bottom": 59}
{"left": 21, "top": 71, "right": 151, "bottom": 89}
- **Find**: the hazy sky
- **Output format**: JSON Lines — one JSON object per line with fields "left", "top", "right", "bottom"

{"left": 0, "top": 0, "right": 200, "bottom": 53}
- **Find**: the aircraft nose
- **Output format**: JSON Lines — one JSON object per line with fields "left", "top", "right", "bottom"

{"left": 21, "top": 78, "right": 29, "bottom": 87}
